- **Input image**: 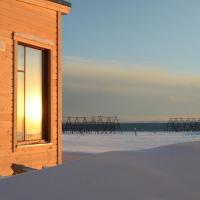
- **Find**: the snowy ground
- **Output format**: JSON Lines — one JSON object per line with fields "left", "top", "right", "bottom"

{"left": 1, "top": 133, "right": 200, "bottom": 199}
{"left": 62, "top": 132, "right": 200, "bottom": 153}
{"left": 2, "top": 140, "right": 200, "bottom": 200}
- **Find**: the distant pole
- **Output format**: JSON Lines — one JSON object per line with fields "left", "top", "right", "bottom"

{"left": 134, "top": 128, "right": 137, "bottom": 136}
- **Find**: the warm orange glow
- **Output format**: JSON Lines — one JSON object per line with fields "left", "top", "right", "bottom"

{"left": 17, "top": 72, "right": 25, "bottom": 141}
{"left": 25, "top": 95, "right": 42, "bottom": 139}
{"left": 17, "top": 45, "right": 43, "bottom": 141}
{"left": 26, "top": 97, "right": 42, "bottom": 123}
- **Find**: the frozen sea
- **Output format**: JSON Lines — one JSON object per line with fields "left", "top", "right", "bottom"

{"left": 62, "top": 131, "right": 200, "bottom": 153}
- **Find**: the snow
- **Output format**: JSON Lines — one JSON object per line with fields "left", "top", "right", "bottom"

{"left": 1, "top": 141, "right": 200, "bottom": 200}
{"left": 1, "top": 132, "right": 200, "bottom": 200}
{"left": 62, "top": 132, "right": 200, "bottom": 153}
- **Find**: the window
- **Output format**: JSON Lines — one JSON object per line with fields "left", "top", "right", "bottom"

{"left": 17, "top": 44, "right": 49, "bottom": 143}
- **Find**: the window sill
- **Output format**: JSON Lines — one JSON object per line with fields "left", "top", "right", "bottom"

{"left": 17, "top": 140, "right": 52, "bottom": 148}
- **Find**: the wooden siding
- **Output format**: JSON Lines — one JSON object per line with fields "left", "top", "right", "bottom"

{"left": 0, "top": 0, "right": 65, "bottom": 175}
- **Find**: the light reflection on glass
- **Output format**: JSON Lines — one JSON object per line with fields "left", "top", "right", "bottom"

{"left": 17, "top": 45, "right": 43, "bottom": 141}
{"left": 17, "top": 72, "right": 25, "bottom": 141}
{"left": 25, "top": 47, "right": 42, "bottom": 140}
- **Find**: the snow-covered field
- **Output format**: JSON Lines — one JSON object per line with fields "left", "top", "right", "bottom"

{"left": 62, "top": 132, "right": 200, "bottom": 153}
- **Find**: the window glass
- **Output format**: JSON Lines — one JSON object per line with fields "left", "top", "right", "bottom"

{"left": 17, "top": 45, "right": 44, "bottom": 142}
{"left": 18, "top": 45, "right": 24, "bottom": 71}
{"left": 17, "top": 72, "right": 25, "bottom": 141}
{"left": 25, "top": 47, "right": 43, "bottom": 140}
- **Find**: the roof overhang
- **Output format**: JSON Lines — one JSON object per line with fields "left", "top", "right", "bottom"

{"left": 48, "top": 0, "right": 71, "bottom": 14}
{"left": 49, "top": 0, "right": 71, "bottom": 8}
{"left": 17, "top": 0, "right": 71, "bottom": 14}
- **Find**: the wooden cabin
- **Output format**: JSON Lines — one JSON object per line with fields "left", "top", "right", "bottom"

{"left": 0, "top": 0, "right": 71, "bottom": 176}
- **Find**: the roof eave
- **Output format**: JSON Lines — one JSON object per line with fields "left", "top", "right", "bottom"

{"left": 50, "top": 0, "right": 71, "bottom": 8}
{"left": 16, "top": 0, "right": 71, "bottom": 14}
{"left": 48, "top": 0, "right": 71, "bottom": 14}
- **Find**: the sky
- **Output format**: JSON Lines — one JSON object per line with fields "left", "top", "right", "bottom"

{"left": 61, "top": 0, "right": 200, "bottom": 122}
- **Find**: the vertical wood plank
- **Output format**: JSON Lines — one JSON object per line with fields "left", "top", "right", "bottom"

{"left": 57, "top": 11, "right": 62, "bottom": 164}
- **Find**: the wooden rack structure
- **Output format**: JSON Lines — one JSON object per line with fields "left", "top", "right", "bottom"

{"left": 62, "top": 116, "right": 122, "bottom": 134}
{"left": 165, "top": 118, "right": 200, "bottom": 132}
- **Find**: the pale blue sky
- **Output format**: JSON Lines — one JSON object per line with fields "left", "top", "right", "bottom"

{"left": 62, "top": 0, "right": 200, "bottom": 121}
{"left": 63, "top": 0, "right": 200, "bottom": 72}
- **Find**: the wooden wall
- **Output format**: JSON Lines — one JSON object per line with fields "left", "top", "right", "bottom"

{"left": 0, "top": 0, "right": 64, "bottom": 176}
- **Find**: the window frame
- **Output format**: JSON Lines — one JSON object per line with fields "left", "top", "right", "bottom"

{"left": 13, "top": 32, "right": 53, "bottom": 149}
